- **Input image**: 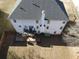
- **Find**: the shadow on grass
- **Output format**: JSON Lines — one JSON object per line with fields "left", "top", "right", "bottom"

{"left": 35, "top": 34, "right": 67, "bottom": 47}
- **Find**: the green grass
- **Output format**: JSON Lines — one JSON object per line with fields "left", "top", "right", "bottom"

{"left": 0, "top": 10, "right": 14, "bottom": 39}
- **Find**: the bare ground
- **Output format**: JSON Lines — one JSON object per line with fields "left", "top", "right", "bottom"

{"left": 0, "top": 32, "right": 79, "bottom": 59}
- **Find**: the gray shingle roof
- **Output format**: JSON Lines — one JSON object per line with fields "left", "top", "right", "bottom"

{"left": 9, "top": 0, "right": 68, "bottom": 20}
